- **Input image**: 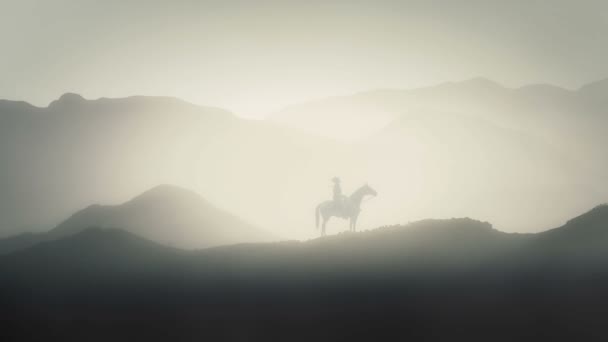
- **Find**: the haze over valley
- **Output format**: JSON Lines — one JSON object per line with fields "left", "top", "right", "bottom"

{"left": 2, "top": 78, "right": 608, "bottom": 242}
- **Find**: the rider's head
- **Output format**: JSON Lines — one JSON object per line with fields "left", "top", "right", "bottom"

{"left": 332, "top": 177, "right": 341, "bottom": 183}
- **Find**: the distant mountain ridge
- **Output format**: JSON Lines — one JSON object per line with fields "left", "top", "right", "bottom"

{"left": 0, "top": 93, "right": 237, "bottom": 236}
{"left": 2, "top": 78, "right": 608, "bottom": 239}
{"left": 269, "top": 77, "right": 607, "bottom": 142}
{"left": 0, "top": 93, "right": 328, "bottom": 238}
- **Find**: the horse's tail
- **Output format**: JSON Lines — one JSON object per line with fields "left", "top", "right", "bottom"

{"left": 315, "top": 203, "right": 321, "bottom": 230}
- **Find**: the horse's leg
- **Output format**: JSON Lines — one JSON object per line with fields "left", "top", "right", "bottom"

{"left": 322, "top": 216, "right": 327, "bottom": 236}
{"left": 352, "top": 215, "right": 358, "bottom": 232}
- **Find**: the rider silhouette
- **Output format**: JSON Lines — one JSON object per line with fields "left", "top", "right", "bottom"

{"left": 332, "top": 177, "right": 345, "bottom": 212}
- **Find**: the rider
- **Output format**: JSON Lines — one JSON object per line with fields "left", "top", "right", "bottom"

{"left": 332, "top": 177, "right": 345, "bottom": 211}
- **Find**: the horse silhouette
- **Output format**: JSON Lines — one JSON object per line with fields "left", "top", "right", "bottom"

{"left": 315, "top": 183, "right": 377, "bottom": 236}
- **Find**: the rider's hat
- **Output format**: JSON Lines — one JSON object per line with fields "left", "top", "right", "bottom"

{"left": 332, "top": 177, "right": 340, "bottom": 183}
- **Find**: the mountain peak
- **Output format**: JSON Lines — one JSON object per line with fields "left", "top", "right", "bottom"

{"left": 48, "top": 93, "right": 86, "bottom": 108}
{"left": 44, "top": 183, "right": 270, "bottom": 249}
{"left": 126, "top": 184, "right": 206, "bottom": 207}
{"left": 459, "top": 77, "right": 503, "bottom": 88}
{"left": 58, "top": 92, "right": 85, "bottom": 101}
{"left": 579, "top": 78, "right": 608, "bottom": 95}
{"left": 429, "top": 77, "right": 504, "bottom": 93}
{"left": 0, "top": 99, "right": 41, "bottom": 112}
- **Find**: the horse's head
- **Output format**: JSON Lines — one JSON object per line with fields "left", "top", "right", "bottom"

{"left": 362, "top": 183, "right": 378, "bottom": 197}
{"left": 348, "top": 183, "right": 378, "bottom": 204}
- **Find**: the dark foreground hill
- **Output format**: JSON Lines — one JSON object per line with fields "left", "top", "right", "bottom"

{"left": 0, "top": 184, "right": 273, "bottom": 255}
{"left": 3, "top": 207, "right": 608, "bottom": 341}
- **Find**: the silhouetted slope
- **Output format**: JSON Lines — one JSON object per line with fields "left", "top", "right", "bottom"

{"left": 3, "top": 210, "right": 608, "bottom": 340}
{"left": 0, "top": 232, "right": 45, "bottom": 255}
{"left": 1, "top": 227, "right": 182, "bottom": 274}
{"left": 531, "top": 204, "right": 608, "bottom": 265}
{"left": 0, "top": 228, "right": 186, "bottom": 298}
{"left": 0, "top": 217, "right": 514, "bottom": 278}
{"left": 6, "top": 208, "right": 608, "bottom": 274}
{"left": 0, "top": 217, "right": 530, "bottom": 292}
{"left": 314, "top": 219, "right": 526, "bottom": 267}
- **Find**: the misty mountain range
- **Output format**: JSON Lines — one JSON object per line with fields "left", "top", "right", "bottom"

{"left": 1, "top": 77, "right": 608, "bottom": 239}
{"left": 0, "top": 92, "right": 328, "bottom": 238}
{"left": 271, "top": 77, "right": 608, "bottom": 143}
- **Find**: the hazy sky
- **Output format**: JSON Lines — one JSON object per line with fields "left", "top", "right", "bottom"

{"left": 2, "top": 0, "right": 607, "bottom": 117}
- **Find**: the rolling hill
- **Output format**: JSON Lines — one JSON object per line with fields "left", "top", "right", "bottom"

{"left": 3, "top": 206, "right": 608, "bottom": 340}
{"left": 0, "top": 184, "right": 273, "bottom": 254}
{"left": 3, "top": 204, "right": 608, "bottom": 274}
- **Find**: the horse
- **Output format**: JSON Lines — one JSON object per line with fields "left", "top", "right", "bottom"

{"left": 315, "top": 183, "right": 377, "bottom": 236}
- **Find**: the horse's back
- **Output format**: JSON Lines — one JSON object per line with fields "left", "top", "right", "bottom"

{"left": 319, "top": 200, "right": 333, "bottom": 211}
